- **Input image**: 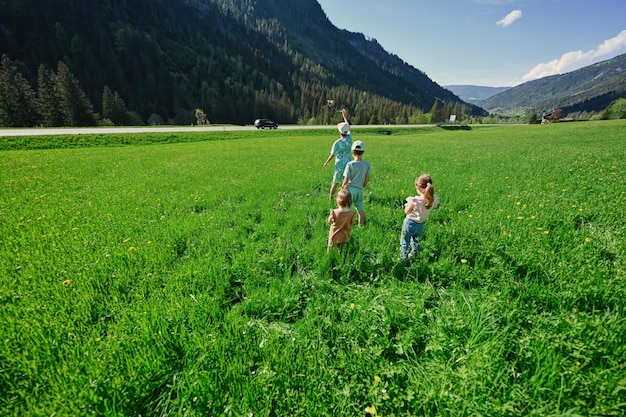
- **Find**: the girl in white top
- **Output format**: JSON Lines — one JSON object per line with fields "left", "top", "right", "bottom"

{"left": 400, "top": 174, "right": 439, "bottom": 265}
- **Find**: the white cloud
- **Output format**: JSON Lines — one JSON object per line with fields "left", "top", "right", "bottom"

{"left": 496, "top": 10, "right": 522, "bottom": 27}
{"left": 519, "top": 30, "right": 626, "bottom": 83}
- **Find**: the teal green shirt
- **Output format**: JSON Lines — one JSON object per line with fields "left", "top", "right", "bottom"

{"left": 331, "top": 132, "right": 352, "bottom": 171}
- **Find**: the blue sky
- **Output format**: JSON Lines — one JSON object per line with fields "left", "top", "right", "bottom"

{"left": 316, "top": 0, "right": 626, "bottom": 87}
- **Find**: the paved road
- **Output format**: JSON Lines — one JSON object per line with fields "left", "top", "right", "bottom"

{"left": 0, "top": 124, "right": 432, "bottom": 137}
{"left": 0, "top": 125, "right": 263, "bottom": 137}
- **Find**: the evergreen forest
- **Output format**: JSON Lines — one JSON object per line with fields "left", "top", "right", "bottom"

{"left": 0, "top": 0, "right": 485, "bottom": 128}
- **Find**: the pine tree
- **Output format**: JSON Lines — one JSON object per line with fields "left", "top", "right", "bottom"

{"left": 37, "top": 65, "right": 65, "bottom": 127}
{"left": 0, "top": 55, "right": 41, "bottom": 127}
{"left": 429, "top": 99, "right": 440, "bottom": 123}
{"left": 102, "top": 85, "right": 115, "bottom": 123}
{"left": 102, "top": 85, "right": 129, "bottom": 125}
{"left": 56, "top": 61, "right": 97, "bottom": 126}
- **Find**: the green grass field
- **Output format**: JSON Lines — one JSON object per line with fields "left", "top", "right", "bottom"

{"left": 1, "top": 121, "right": 625, "bottom": 416}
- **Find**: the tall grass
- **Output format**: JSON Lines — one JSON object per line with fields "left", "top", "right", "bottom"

{"left": 1, "top": 121, "right": 625, "bottom": 416}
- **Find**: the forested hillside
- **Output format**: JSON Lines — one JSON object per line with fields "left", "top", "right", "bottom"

{"left": 478, "top": 53, "right": 626, "bottom": 116}
{"left": 0, "top": 0, "right": 484, "bottom": 127}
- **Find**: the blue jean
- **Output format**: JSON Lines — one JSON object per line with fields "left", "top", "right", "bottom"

{"left": 400, "top": 217, "right": 425, "bottom": 263}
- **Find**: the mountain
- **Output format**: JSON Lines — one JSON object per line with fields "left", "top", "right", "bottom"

{"left": 477, "top": 53, "right": 626, "bottom": 116}
{"left": 0, "top": 0, "right": 485, "bottom": 126}
{"left": 444, "top": 85, "right": 510, "bottom": 104}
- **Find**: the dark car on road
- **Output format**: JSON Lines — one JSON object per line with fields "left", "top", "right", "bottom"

{"left": 254, "top": 118, "right": 278, "bottom": 129}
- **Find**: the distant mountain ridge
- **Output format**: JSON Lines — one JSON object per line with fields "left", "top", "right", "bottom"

{"left": 477, "top": 53, "right": 626, "bottom": 115}
{"left": 444, "top": 85, "right": 510, "bottom": 104}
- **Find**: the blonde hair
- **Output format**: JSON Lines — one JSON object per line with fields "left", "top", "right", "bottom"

{"left": 416, "top": 174, "right": 435, "bottom": 208}
{"left": 336, "top": 187, "right": 352, "bottom": 208}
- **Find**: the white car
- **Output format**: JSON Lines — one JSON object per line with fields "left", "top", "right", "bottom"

{"left": 254, "top": 118, "right": 278, "bottom": 129}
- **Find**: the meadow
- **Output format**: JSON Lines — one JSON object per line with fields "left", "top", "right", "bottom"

{"left": 1, "top": 120, "right": 625, "bottom": 416}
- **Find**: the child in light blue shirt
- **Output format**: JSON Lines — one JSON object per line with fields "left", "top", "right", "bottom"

{"left": 323, "top": 109, "right": 352, "bottom": 200}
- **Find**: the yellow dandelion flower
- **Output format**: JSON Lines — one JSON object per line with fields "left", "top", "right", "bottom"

{"left": 578, "top": 208, "right": 584, "bottom": 212}
{"left": 279, "top": 256, "right": 284, "bottom": 261}
{"left": 575, "top": 361, "right": 581, "bottom": 366}
{"left": 374, "top": 375, "right": 382, "bottom": 383}
{"left": 350, "top": 303, "right": 355, "bottom": 310}
{"left": 147, "top": 240, "right": 153, "bottom": 245}
{"left": 502, "top": 231, "right": 508, "bottom": 236}
{"left": 516, "top": 201, "right": 521, "bottom": 206}
{"left": 461, "top": 258, "right": 468, "bottom": 264}
{"left": 129, "top": 246, "right": 136, "bottom": 252}
{"left": 530, "top": 215, "right": 537, "bottom": 220}
{"left": 468, "top": 214, "right": 473, "bottom": 218}
{"left": 585, "top": 237, "right": 592, "bottom": 243}
{"left": 491, "top": 296, "right": 497, "bottom": 301}
{"left": 62, "top": 279, "right": 71, "bottom": 287}
{"left": 365, "top": 405, "right": 378, "bottom": 416}
{"left": 543, "top": 230, "right": 549, "bottom": 234}
{"left": 517, "top": 216, "right": 524, "bottom": 220}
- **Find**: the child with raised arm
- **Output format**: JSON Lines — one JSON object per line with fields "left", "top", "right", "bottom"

{"left": 323, "top": 109, "right": 352, "bottom": 200}
{"left": 327, "top": 187, "right": 356, "bottom": 252}
{"left": 400, "top": 174, "right": 439, "bottom": 265}
{"left": 342, "top": 140, "right": 370, "bottom": 225}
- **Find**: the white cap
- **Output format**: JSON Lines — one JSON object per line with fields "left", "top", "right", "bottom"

{"left": 351, "top": 140, "right": 364, "bottom": 151}
{"left": 337, "top": 122, "right": 350, "bottom": 135}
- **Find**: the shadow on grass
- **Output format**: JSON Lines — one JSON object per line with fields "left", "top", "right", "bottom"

{"left": 324, "top": 241, "right": 441, "bottom": 285}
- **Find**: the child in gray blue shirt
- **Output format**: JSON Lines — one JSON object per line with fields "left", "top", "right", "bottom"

{"left": 342, "top": 140, "right": 371, "bottom": 225}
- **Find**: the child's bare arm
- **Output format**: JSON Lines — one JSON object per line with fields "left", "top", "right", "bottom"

{"left": 341, "top": 108, "right": 349, "bottom": 125}
{"left": 404, "top": 199, "right": 415, "bottom": 215}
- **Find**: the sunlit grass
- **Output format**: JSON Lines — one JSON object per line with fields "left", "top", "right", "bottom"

{"left": 1, "top": 120, "right": 625, "bottom": 416}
